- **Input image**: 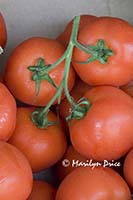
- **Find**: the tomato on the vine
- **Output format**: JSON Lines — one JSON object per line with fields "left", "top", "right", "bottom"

{"left": 0, "top": 141, "right": 33, "bottom": 200}
{"left": 9, "top": 107, "right": 67, "bottom": 172}
{"left": 73, "top": 17, "right": 133, "bottom": 86}
{"left": 69, "top": 86, "right": 133, "bottom": 161}
{"left": 0, "top": 82, "right": 16, "bottom": 141}
{"left": 28, "top": 180, "right": 56, "bottom": 200}
{"left": 4, "top": 37, "right": 75, "bottom": 106}
{"left": 56, "top": 167, "right": 131, "bottom": 200}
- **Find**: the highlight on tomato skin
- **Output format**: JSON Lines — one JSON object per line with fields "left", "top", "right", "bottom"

{"left": 0, "top": 82, "right": 16, "bottom": 141}
{"left": 57, "top": 14, "right": 97, "bottom": 48}
{"left": 0, "top": 141, "right": 33, "bottom": 200}
{"left": 27, "top": 180, "right": 56, "bottom": 200}
{"left": 123, "top": 149, "right": 133, "bottom": 191}
{"left": 55, "top": 166, "right": 131, "bottom": 200}
{"left": 0, "top": 12, "right": 7, "bottom": 48}
{"left": 8, "top": 107, "right": 67, "bottom": 172}
{"left": 4, "top": 37, "right": 75, "bottom": 106}
{"left": 69, "top": 86, "right": 133, "bottom": 162}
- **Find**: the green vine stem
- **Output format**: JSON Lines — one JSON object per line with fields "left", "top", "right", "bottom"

{"left": 31, "top": 15, "right": 114, "bottom": 128}
{"left": 0, "top": 46, "right": 3, "bottom": 55}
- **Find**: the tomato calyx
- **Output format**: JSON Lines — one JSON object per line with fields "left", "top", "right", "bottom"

{"left": 66, "top": 97, "right": 90, "bottom": 122}
{"left": 28, "top": 58, "right": 57, "bottom": 96}
{"left": 31, "top": 108, "right": 56, "bottom": 129}
{"left": 76, "top": 39, "right": 114, "bottom": 64}
{"left": 0, "top": 46, "right": 3, "bottom": 55}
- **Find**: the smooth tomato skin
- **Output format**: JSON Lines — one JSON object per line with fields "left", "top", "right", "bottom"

{"left": 123, "top": 149, "right": 133, "bottom": 191}
{"left": 0, "top": 82, "right": 16, "bottom": 141}
{"left": 59, "top": 78, "right": 92, "bottom": 119}
{"left": 57, "top": 14, "right": 97, "bottom": 48}
{"left": 27, "top": 180, "right": 56, "bottom": 200}
{"left": 73, "top": 17, "right": 133, "bottom": 86}
{"left": 0, "top": 141, "right": 33, "bottom": 200}
{"left": 56, "top": 167, "right": 131, "bottom": 200}
{"left": 9, "top": 107, "right": 67, "bottom": 172}
{"left": 0, "top": 12, "right": 7, "bottom": 48}
{"left": 4, "top": 37, "right": 75, "bottom": 106}
{"left": 69, "top": 86, "right": 133, "bottom": 161}
{"left": 55, "top": 145, "right": 87, "bottom": 183}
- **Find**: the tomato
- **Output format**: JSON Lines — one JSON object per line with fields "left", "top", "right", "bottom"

{"left": 0, "top": 12, "right": 7, "bottom": 48}
{"left": 0, "top": 82, "right": 16, "bottom": 141}
{"left": 0, "top": 141, "right": 33, "bottom": 200}
{"left": 9, "top": 107, "right": 67, "bottom": 172}
{"left": 4, "top": 37, "right": 75, "bottom": 106}
{"left": 123, "top": 149, "right": 133, "bottom": 191}
{"left": 55, "top": 145, "right": 87, "bottom": 182}
{"left": 27, "top": 180, "right": 56, "bottom": 200}
{"left": 120, "top": 80, "right": 133, "bottom": 98}
{"left": 59, "top": 78, "right": 92, "bottom": 120}
{"left": 69, "top": 86, "right": 133, "bottom": 161}
{"left": 56, "top": 167, "right": 131, "bottom": 200}
{"left": 57, "top": 14, "right": 97, "bottom": 48}
{"left": 73, "top": 17, "right": 133, "bottom": 86}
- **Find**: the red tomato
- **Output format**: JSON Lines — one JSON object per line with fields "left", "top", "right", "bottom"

{"left": 0, "top": 141, "right": 33, "bottom": 200}
{"left": 73, "top": 17, "right": 133, "bottom": 86}
{"left": 9, "top": 107, "right": 67, "bottom": 172}
{"left": 4, "top": 37, "right": 75, "bottom": 106}
{"left": 69, "top": 86, "right": 133, "bottom": 161}
{"left": 57, "top": 14, "right": 97, "bottom": 48}
{"left": 123, "top": 149, "right": 133, "bottom": 191}
{"left": 0, "top": 82, "right": 16, "bottom": 141}
{"left": 55, "top": 145, "right": 87, "bottom": 182}
{"left": 59, "top": 78, "right": 92, "bottom": 119}
{"left": 120, "top": 80, "right": 133, "bottom": 98}
{"left": 0, "top": 12, "right": 7, "bottom": 48}
{"left": 56, "top": 167, "right": 131, "bottom": 200}
{"left": 27, "top": 180, "right": 56, "bottom": 200}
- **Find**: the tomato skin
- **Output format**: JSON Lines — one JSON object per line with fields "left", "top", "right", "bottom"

{"left": 56, "top": 167, "right": 131, "bottom": 200}
{"left": 9, "top": 107, "right": 67, "bottom": 172}
{"left": 120, "top": 80, "right": 133, "bottom": 98}
{"left": 0, "top": 141, "right": 33, "bottom": 200}
{"left": 69, "top": 86, "right": 133, "bottom": 161}
{"left": 4, "top": 37, "right": 75, "bottom": 106}
{"left": 55, "top": 145, "right": 87, "bottom": 182}
{"left": 123, "top": 149, "right": 133, "bottom": 191}
{"left": 0, "top": 83, "right": 16, "bottom": 141}
{"left": 57, "top": 14, "right": 97, "bottom": 48}
{"left": 73, "top": 17, "right": 133, "bottom": 86}
{"left": 27, "top": 180, "right": 56, "bottom": 200}
{"left": 0, "top": 12, "right": 7, "bottom": 48}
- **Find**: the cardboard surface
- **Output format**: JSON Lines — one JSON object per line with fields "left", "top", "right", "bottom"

{"left": 0, "top": 0, "right": 133, "bottom": 185}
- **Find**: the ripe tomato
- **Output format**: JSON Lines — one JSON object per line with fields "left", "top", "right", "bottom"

{"left": 57, "top": 14, "right": 97, "bottom": 48}
{"left": 59, "top": 78, "right": 92, "bottom": 120}
{"left": 73, "top": 17, "right": 133, "bottom": 86}
{"left": 4, "top": 37, "right": 75, "bottom": 106}
{"left": 123, "top": 149, "right": 133, "bottom": 191}
{"left": 56, "top": 167, "right": 131, "bottom": 200}
{"left": 55, "top": 145, "right": 87, "bottom": 182}
{"left": 120, "top": 80, "right": 133, "bottom": 98}
{"left": 69, "top": 86, "right": 133, "bottom": 161}
{"left": 27, "top": 180, "right": 56, "bottom": 200}
{"left": 0, "top": 141, "right": 33, "bottom": 200}
{"left": 9, "top": 107, "right": 67, "bottom": 172}
{"left": 0, "top": 12, "right": 7, "bottom": 48}
{"left": 0, "top": 82, "right": 16, "bottom": 141}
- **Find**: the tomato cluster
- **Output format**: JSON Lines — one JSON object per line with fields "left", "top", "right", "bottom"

{"left": 0, "top": 12, "right": 133, "bottom": 200}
